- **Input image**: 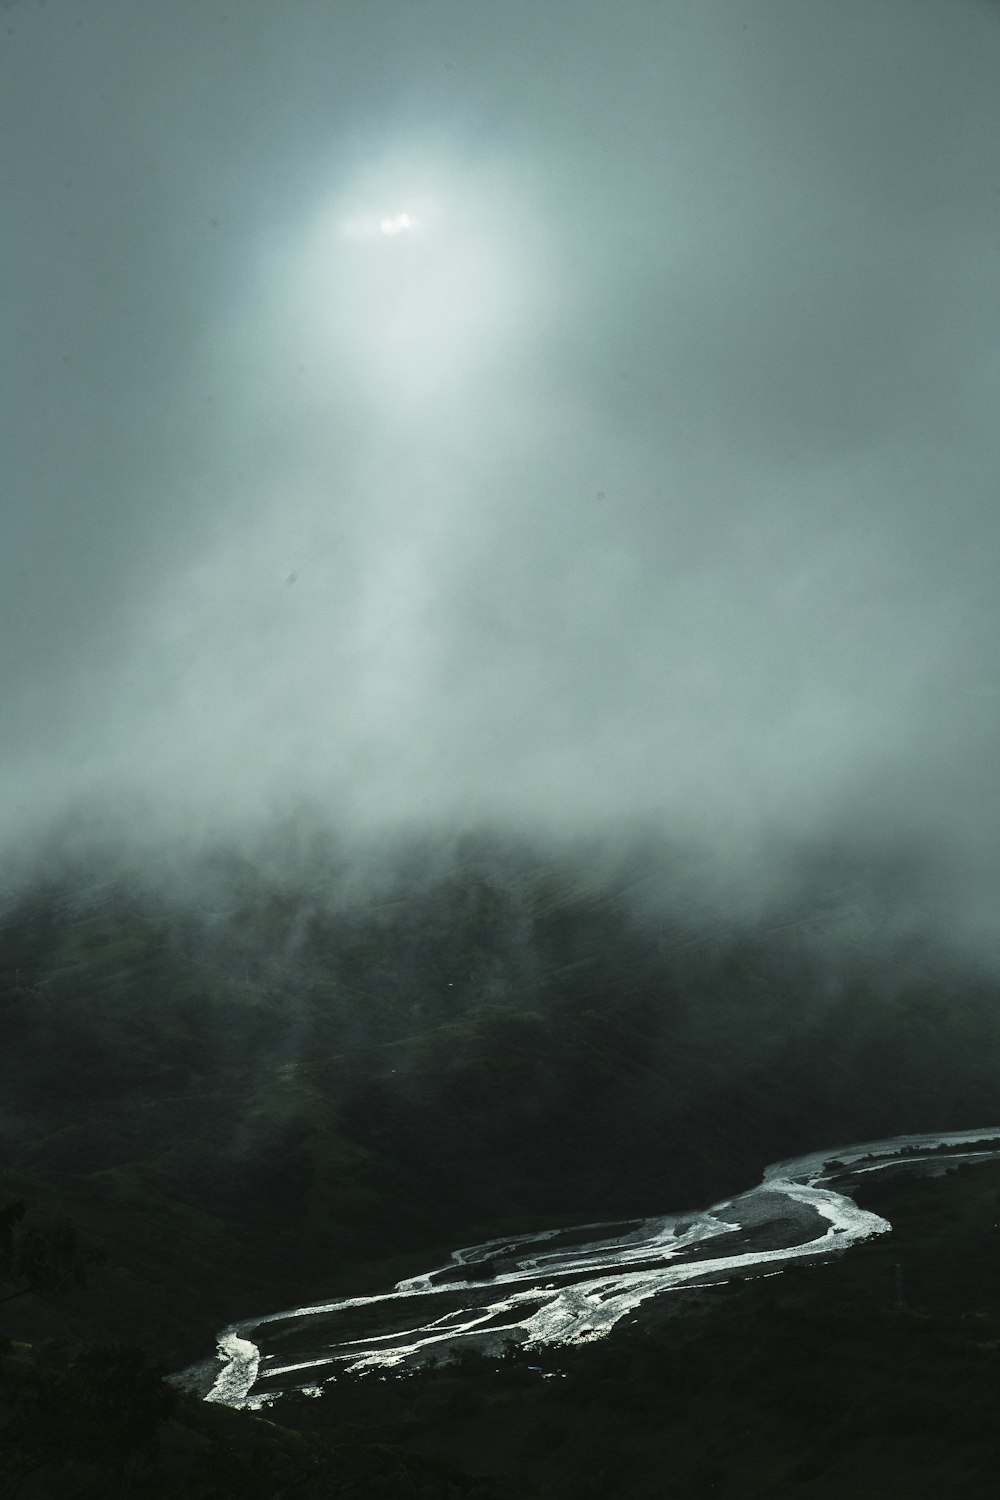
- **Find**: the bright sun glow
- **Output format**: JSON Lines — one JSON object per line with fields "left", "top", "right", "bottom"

{"left": 340, "top": 207, "right": 425, "bottom": 242}
{"left": 284, "top": 165, "right": 531, "bottom": 408}
{"left": 380, "top": 211, "right": 417, "bottom": 236}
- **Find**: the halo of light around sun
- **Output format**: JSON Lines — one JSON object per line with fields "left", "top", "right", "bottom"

{"left": 281, "top": 165, "right": 536, "bottom": 409}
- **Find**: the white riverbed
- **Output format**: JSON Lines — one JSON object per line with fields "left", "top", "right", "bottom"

{"left": 176, "top": 1126, "right": 1000, "bottom": 1409}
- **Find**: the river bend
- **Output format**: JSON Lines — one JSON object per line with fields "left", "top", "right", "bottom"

{"left": 177, "top": 1127, "right": 1000, "bottom": 1409}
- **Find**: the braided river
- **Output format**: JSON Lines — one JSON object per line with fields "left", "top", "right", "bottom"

{"left": 177, "top": 1126, "right": 1000, "bottom": 1409}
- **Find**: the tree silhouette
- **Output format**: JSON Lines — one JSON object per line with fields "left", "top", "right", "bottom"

{"left": 0, "top": 1200, "right": 106, "bottom": 1307}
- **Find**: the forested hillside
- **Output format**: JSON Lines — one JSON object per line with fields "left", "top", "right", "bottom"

{"left": 2, "top": 830, "right": 998, "bottom": 1364}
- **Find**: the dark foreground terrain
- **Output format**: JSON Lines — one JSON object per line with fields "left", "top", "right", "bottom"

{"left": 2, "top": 835, "right": 1000, "bottom": 1494}
{"left": 4, "top": 1158, "right": 1000, "bottom": 1497}
{"left": 3, "top": 833, "right": 999, "bottom": 1360}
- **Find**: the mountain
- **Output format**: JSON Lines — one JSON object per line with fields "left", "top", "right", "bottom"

{"left": 2, "top": 827, "right": 999, "bottom": 1365}
{"left": 2, "top": 826, "right": 1000, "bottom": 1493}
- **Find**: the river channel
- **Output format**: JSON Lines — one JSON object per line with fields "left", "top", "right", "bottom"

{"left": 176, "top": 1126, "right": 1000, "bottom": 1409}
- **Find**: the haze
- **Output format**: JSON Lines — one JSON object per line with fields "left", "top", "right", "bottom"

{"left": 2, "top": 0, "right": 999, "bottom": 939}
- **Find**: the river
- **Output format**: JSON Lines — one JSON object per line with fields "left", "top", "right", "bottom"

{"left": 175, "top": 1126, "right": 1000, "bottom": 1409}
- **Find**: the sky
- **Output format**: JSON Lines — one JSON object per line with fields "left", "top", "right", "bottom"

{"left": 2, "top": 0, "right": 999, "bottom": 927}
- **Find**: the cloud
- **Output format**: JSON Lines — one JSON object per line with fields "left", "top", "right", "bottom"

{"left": 1, "top": 0, "right": 999, "bottom": 947}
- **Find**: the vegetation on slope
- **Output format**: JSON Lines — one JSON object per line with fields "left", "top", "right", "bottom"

{"left": 273, "top": 1158, "right": 1000, "bottom": 1498}
{"left": 4, "top": 1158, "right": 1000, "bottom": 1497}
{"left": 1, "top": 826, "right": 998, "bottom": 1370}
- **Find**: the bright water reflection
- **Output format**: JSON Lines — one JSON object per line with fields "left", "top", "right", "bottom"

{"left": 178, "top": 1127, "right": 1000, "bottom": 1409}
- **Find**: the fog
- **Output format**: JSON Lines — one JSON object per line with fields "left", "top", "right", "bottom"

{"left": 2, "top": 1, "right": 999, "bottom": 943}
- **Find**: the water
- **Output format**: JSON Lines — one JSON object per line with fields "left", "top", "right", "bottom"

{"left": 175, "top": 1126, "right": 1000, "bottom": 1409}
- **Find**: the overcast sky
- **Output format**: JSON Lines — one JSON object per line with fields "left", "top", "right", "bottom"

{"left": 2, "top": 0, "right": 999, "bottom": 915}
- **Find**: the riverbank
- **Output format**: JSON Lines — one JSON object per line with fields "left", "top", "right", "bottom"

{"left": 270, "top": 1154, "right": 1000, "bottom": 1498}
{"left": 184, "top": 1130, "right": 998, "bottom": 1406}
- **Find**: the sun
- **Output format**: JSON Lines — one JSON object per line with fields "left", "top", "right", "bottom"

{"left": 379, "top": 211, "right": 418, "bottom": 237}
{"left": 340, "top": 207, "right": 426, "bottom": 243}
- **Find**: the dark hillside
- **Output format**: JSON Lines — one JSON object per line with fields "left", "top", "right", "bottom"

{"left": 2, "top": 832, "right": 999, "bottom": 1364}
{"left": 5, "top": 1157, "right": 1000, "bottom": 1498}
{"left": 272, "top": 1158, "right": 1000, "bottom": 1498}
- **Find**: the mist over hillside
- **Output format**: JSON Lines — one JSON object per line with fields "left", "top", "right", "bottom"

{"left": 2, "top": 0, "right": 1000, "bottom": 1389}
{"left": 3, "top": 5, "right": 1000, "bottom": 1493}
{"left": 2, "top": 0, "right": 1000, "bottom": 963}
{"left": 3, "top": 816, "right": 999, "bottom": 1369}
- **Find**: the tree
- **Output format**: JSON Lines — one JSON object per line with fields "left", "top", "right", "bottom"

{"left": 0, "top": 1200, "right": 106, "bottom": 1307}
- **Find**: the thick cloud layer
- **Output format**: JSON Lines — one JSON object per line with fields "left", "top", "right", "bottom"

{"left": 2, "top": 1, "right": 999, "bottom": 926}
